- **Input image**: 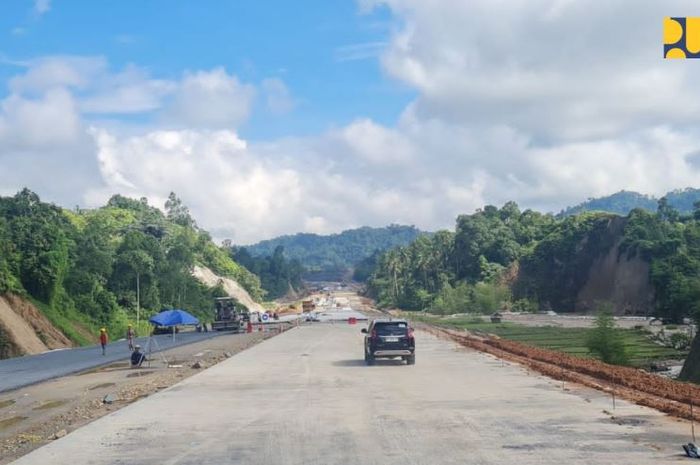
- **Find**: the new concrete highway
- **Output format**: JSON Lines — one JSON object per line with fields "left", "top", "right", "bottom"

{"left": 10, "top": 323, "right": 689, "bottom": 464}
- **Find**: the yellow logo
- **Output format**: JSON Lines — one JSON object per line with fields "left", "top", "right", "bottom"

{"left": 664, "top": 17, "right": 700, "bottom": 58}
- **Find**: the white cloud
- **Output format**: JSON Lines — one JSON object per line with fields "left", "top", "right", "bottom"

{"left": 261, "top": 78, "right": 294, "bottom": 115}
{"left": 370, "top": 0, "right": 700, "bottom": 142}
{"left": 9, "top": 56, "right": 175, "bottom": 114}
{"left": 0, "top": 87, "right": 101, "bottom": 206}
{"left": 9, "top": 56, "right": 105, "bottom": 94}
{"left": 34, "top": 0, "right": 51, "bottom": 15}
{"left": 334, "top": 41, "right": 387, "bottom": 62}
{"left": 86, "top": 128, "right": 304, "bottom": 242}
{"left": 81, "top": 64, "right": 175, "bottom": 114}
{"left": 6, "top": 1, "right": 700, "bottom": 243}
{"left": 164, "top": 68, "right": 255, "bottom": 129}
{"left": 0, "top": 88, "right": 82, "bottom": 149}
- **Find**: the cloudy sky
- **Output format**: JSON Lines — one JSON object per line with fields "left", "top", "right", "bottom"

{"left": 2, "top": 1, "right": 700, "bottom": 243}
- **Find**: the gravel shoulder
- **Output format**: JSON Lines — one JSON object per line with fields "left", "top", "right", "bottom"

{"left": 0, "top": 329, "right": 282, "bottom": 464}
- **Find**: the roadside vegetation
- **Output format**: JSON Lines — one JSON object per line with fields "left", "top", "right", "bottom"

{"left": 585, "top": 308, "right": 629, "bottom": 365}
{"left": 0, "top": 189, "right": 263, "bottom": 348}
{"left": 230, "top": 245, "right": 305, "bottom": 299}
{"left": 365, "top": 199, "right": 700, "bottom": 326}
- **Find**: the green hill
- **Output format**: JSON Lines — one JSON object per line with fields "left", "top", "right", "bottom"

{"left": 244, "top": 225, "right": 424, "bottom": 277}
{"left": 559, "top": 188, "right": 700, "bottom": 217}
{"left": 366, "top": 200, "right": 700, "bottom": 324}
{"left": 0, "top": 189, "right": 262, "bottom": 352}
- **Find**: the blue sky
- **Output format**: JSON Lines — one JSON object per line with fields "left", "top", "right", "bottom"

{"left": 1, "top": 0, "right": 413, "bottom": 140}
{"left": 2, "top": 1, "right": 700, "bottom": 243}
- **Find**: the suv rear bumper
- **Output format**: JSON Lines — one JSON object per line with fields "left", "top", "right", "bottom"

{"left": 373, "top": 349, "right": 413, "bottom": 356}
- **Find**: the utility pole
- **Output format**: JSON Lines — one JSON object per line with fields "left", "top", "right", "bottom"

{"left": 136, "top": 272, "right": 140, "bottom": 337}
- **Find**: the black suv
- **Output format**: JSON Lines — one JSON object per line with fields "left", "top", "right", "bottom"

{"left": 361, "top": 319, "right": 415, "bottom": 365}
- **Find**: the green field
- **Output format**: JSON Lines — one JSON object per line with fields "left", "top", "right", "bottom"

{"left": 411, "top": 315, "right": 686, "bottom": 367}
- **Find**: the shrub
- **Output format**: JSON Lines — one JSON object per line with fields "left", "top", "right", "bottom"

{"left": 585, "top": 306, "right": 630, "bottom": 365}
{"left": 669, "top": 332, "right": 692, "bottom": 350}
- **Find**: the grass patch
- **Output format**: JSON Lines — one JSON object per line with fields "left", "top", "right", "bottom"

{"left": 0, "top": 416, "right": 27, "bottom": 430}
{"left": 33, "top": 400, "right": 67, "bottom": 410}
{"left": 0, "top": 399, "right": 15, "bottom": 409}
{"left": 413, "top": 315, "right": 687, "bottom": 367}
{"left": 28, "top": 297, "right": 93, "bottom": 346}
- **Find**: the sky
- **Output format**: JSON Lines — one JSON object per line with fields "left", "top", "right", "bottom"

{"left": 2, "top": 1, "right": 700, "bottom": 244}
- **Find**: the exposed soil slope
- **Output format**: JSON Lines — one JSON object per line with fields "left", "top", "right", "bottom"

{"left": 192, "top": 265, "right": 265, "bottom": 313}
{"left": 0, "top": 295, "right": 71, "bottom": 357}
{"left": 576, "top": 238, "right": 654, "bottom": 315}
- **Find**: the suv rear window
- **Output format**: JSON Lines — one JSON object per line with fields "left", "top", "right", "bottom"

{"left": 375, "top": 322, "right": 408, "bottom": 336}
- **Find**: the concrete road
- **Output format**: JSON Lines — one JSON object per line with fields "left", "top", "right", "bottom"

{"left": 0, "top": 331, "right": 223, "bottom": 393}
{"left": 11, "top": 324, "right": 690, "bottom": 464}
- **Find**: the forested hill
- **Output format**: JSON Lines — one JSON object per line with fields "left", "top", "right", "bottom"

{"left": 560, "top": 188, "right": 700, "bottom": 217}
{"left": 366, "top": 200, "right": 700, "bottom": 324}
{"left": 243, "top": 225, "right": 424, "bottom": 276}
{"left": 0, "top": 189, "right": 262, "bottom": 352}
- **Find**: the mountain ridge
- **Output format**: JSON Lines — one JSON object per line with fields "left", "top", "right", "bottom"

{"left": 559, "top": 187, "right": 700, "bottom": 217}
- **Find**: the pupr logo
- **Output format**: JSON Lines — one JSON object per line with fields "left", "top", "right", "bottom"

{"left": 664, "top": 17, "right": 700, "bottom": 58}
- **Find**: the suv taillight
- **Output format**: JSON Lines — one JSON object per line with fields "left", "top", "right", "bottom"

{"left": 408, "top": 328, "right": 415, "bottom": 341}
{"left": 371, "top": 329, "right": 377, "bottom": 339}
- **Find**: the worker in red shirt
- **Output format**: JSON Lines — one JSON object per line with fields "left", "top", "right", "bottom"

{"left": 99, "top": 328, "right": 108, "bottom": 356}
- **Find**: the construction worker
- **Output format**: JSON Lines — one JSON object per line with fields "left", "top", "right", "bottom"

{"left": 130, "top": 345, "right": 146, "bottom": 368}
{"left": 99, "top": 328, "right": 108, "bottom": 356}
{"left": 126, "top": 324, "right": 135, "bottom": 351}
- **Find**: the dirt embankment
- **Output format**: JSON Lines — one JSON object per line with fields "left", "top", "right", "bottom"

{"left": 576, "top": 237, "right": 654, "bottom": 315}
{"left": 424, "top": 325, "right": 700, "bottom": 423}
{"left": 192, "top": 265, "right": 265, "bottom": 313}
{"left": 0, "top": 295, "right": 71, "bottom": 357}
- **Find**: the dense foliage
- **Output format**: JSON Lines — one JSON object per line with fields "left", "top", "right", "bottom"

{"left": 620, "top": 207, "right": 700, "bottom": 323}
{"left": 245, "top": 225, "right": 424, "bottom": 275}
{"left": 559, "top": 188, "right": 700, "bottom": 217}
{"left": 366, "top": 198, "right": 700, "bottom": 324}
{"left": 231, "top": 246, "right": 304, "bottom": 299}
{"left": 0, "top": 189, "right": 263, "bottom": 345}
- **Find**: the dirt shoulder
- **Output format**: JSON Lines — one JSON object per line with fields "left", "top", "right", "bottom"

{"left": 0, "top": 328, "right": 286, "bottom": 464}
{"left": 419, "top": 323, "right": 700, "bottom": 425}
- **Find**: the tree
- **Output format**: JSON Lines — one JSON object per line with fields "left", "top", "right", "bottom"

{"left": 657, "top": 197, "right": 680, "bottom": 223}
{"left": 165, "top": 192, "right": 195, "bottom": 228}
{"left": 585, "top": 305, "right": 629, "bottom": 365}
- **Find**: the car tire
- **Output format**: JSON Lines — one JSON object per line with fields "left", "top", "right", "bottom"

{"left": 365, "top": 351, "right": 375, "bottom": 365}
{"left": 406, "top": 354, "right": 415, "bottom": 365}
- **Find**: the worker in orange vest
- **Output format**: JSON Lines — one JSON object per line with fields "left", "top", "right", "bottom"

{"left": 99, "top": 328, "right": 108, "bottom": 356}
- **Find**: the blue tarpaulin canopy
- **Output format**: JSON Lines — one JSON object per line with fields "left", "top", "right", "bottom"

{"left": 149, "top": 309, "right": 199, "bottom": 327}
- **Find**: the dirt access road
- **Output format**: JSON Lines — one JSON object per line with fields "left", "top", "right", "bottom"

{"left": 9, "top": 323, "right": 692, "bottom": 464}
